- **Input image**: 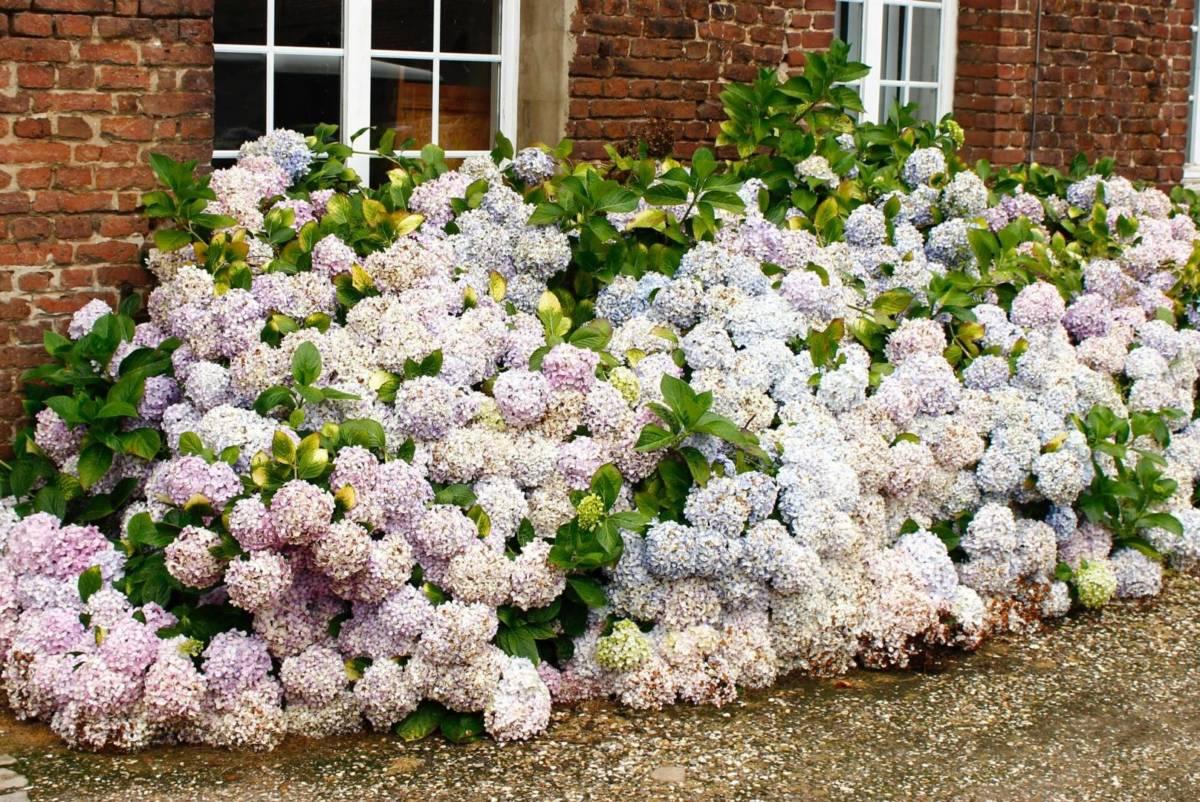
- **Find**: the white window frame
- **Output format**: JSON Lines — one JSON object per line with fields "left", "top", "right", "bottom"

{"left": 836, "top": 0, "right": 958, "bottom": 124}
{"left": 213, "top": 0, "right": 522, "bottom": 176}
{"left": 1185, "top": 0, "right": 1200, "bottom": 185}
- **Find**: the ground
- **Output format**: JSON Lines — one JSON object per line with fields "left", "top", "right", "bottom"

{"left": 2, "top": 575, "right": 1199, "bottom": 802}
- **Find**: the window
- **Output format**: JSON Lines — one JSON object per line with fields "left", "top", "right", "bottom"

{"left": 213, "top": 0, "right": 522, "bottom": 176}
{"left": 834, "top": 0, "right": 958, "bottom": 124}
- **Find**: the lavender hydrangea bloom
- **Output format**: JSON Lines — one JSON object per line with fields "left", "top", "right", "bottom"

{"left": 238, "top": 129, "right": 312, "bottom": 180}
{"left": 68, "top": 299, "right": 112, "bottom": 339}
{"left": 512, "top": 147, "right": 557, "bottom": 184}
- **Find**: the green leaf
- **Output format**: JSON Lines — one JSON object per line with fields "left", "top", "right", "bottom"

{"left": 153, "top": 228, "right": 193, "bottom": 252}
{"left": 635, "top": 423, "right": 677, "bottom": 452}
{"left": 177, "top": 431, "right": 208, "bottom": 457}
{"left": 660, "top": 374, "right": 699, "bottom": 423}
{"left": 417, "top": 350, "right": 443, "bottom": 377}
{"left": 44, "top": 395, "right": 83, "bottom": 426}
{"left": 33, "top": 484, "right": 67, "bottom": 518}
{"left": 566, "top": 576, "right": 607, "bottom": 608}
{"left": 568, "top": 319, "right": 613, "bottom": 352}
{"left": 680, "top": 446, "right": 710, "bottom": 486}
{"left": 121, "top": 428, "right": 162, "bottom": 460}
{"left": 296, "top": 385, "right": 325, "bottom": 406}
{"left": 608, "top": 510, "right": 651, "bottom": 534}
{"left": 496, "top": 625, "right": 541, "bottom": 662}
{"left": 491, "top": 129, "right": 514, "bottom": 163}
{"left": 77, "top": 443, "right": 113, "bottom": 489}
{"left": 692, "top": 412, "right": 754, "bottom": 446}
{"left": 339, "top": 419, "right": 386, "bottom": 451}
{"left": 434, "top": 483, "right": 477, "bottom": 508}
{"left": 439, "top": 711, "right": 485, "bottom": 744}
{"left": 291, "top": 341, "right": 322, "bottom": 386}
{"left": 77, "top": 565, "right": 103, "bottom": 603}
{"left": 872, "top": 288, "right": 913, "bottom": 316}
{"left": 1138, "top": 512, "right": 1183, "bottom": 537}
{"left": 516, "top": 518, "right": 536, "bottom": 548}
{"left": 589, "top": 463, "right": 622, "bottom": 509}
{"left": 272, "top": 430, "right": 297, "bottom": 464}
{"left": 691, "top": 147, "right": 717, "bottom": 180}
{"left": 394, "top": 700, "right": 445, "bottom": 742}
{"left": 254, "top": 385, "right": 296, "bottom": 415}
{"left": 527, "top": 203, "right": 565, "bottom": 226}
{"left": 127, "top": 511, "right": 174, "bottom": 548}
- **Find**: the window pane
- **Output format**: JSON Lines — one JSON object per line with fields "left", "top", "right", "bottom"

{"left": 276, "top": 0, "right": 342, "bottom": 48}
{"left": 439, "top": 60, "right": 496, "bottom": 151}
{"left": 372, "top": 59, "right": 434, "bottom": 147}
{"left": 880, "top": 4, "right": 907, "bottom": 81}
{"left": 908, "top": 7, "right": 941, "bottom": 84}
{"left": 215, "top": 0, "right": 266, "bottom": 44}
{"left": 835, "top": 1, "right": 864, "bottom": 62}
{"left": 215, "top": 53, "right": 267, "bottom": 150}
{"left": 441, "top": 0, "right": 499, "bottom": 54}
{"left": 909, "top": 87, "right": 940, "bottom": 122}
{"left": 373, "top": 0, "right": 434, "bottom": 51}
{"left": 275, "top": 54, "right": 342, "bottom": 135}
{"left": 369, "top": 158, "right": 392, "bottom": 187}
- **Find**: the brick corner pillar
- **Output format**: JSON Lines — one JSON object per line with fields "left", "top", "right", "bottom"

{"left": 566, "top": 0, "right": 836, "bottom": 161}
{"left": 953, "top": 0, "right": 1038, "bottom": 171}
{"left": 955, "top": 0, "right": 1194, "bottom": 187}
{"left": 0, "top": 0, "right": 214, "bottom": 450}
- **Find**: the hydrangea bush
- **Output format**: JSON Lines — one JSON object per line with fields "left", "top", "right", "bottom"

{"left": 4, "top": 43, "right": 1200, "bottom": 749}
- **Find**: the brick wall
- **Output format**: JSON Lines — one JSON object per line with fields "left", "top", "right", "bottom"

{"left": 0, "top": 0, "right": 214, "bottom": 448}
{"left": 956, "top": 0, "right": 1193, "bottom": 185}
{"left": 566, "top": 0, "right": 835, "bottom": 159}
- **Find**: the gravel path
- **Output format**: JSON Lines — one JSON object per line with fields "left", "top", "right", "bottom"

{"left": 3, "top": 574, "right": 1200, "bottom": 802}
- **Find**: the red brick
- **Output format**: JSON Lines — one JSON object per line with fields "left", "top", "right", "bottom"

{"left": 13, "top": 117, "right": 52, "bottom": 138}
{"left": 55, "top": 116, "right": 93, "bottom": 139}
{"left": 54, "top": 14, "right": 93, "bottom": 37}
{"left": 31, "top": 0, "right": 113, "bottom": 11}
{"left": 77, "top": 41, "right": 138, "bottom": 64}
{"left": 99, "top": 116, "right": 155, "bottom": 141}
{"left": 75, "top": 241, "right": 139, "bottom": 264}
{"left": 12, "top": 12, "right": 54, "bottom": 36}
{"left": 0, "top": 142, "right": 70, "bottom": 163}
{"left": 0, "top": 38, "right": 72, "bottom": 62}
{"left": 96, "top": 65, "right": 152, "bottom": 89}
{"left": 16, "top": 64, "right": 54, "bottom": 88}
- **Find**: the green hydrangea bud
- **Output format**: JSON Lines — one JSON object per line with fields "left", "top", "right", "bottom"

{"left": 608, "top": 367, "right": 641, "bottom": 405}
{"left": 1073, "top": 559, "right": 1117, "bottom": 609}
{"left": 595, "top": 619, "right": 652, "bottom": 672}
{"left": 943, "top": 119, "right": 965, "bottom": 150}
{"left": 576, "top": 493, "right": 605, "bottom": 530}
{"left": 473, "top": 397, "right": 507, "bottom": 431}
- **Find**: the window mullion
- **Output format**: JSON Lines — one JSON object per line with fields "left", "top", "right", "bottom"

{"left": 266, "top": 0, "right": 275, "bottom": 131}
{"left": 901, "top": 0, "right": 913, "bottom": 106}
{"left": 344, "top": 0, "right": 373, "bottom": 178}
{"left": 938, "top": 0, "right": 958, "bottom": 118}
{"left": 499, "top": 0, "right": 521, "bottom": 144}
{"left": 861, "top": 0, "right": 884, "bottom": 123}
{"left": 432, "top": 0, "right": 442, "bottom": 146}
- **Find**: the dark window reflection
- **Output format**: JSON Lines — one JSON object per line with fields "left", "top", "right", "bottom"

{"left": 215, "top": 53, "right": 266, "bottom": 150}
{"left": 441, "top": 0, "right": 498, "bottom": 54}
{"left": 275, "top": 54, "right": 342, "bottom": 135}
{"left": 373, "top": 0, "right": 434, "bottom": 51}
{"left": 215, "top": 0, "right": 266, "bottom": 44}
{"left": 276, "top": 0, "right": 342, "bottom": 47}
